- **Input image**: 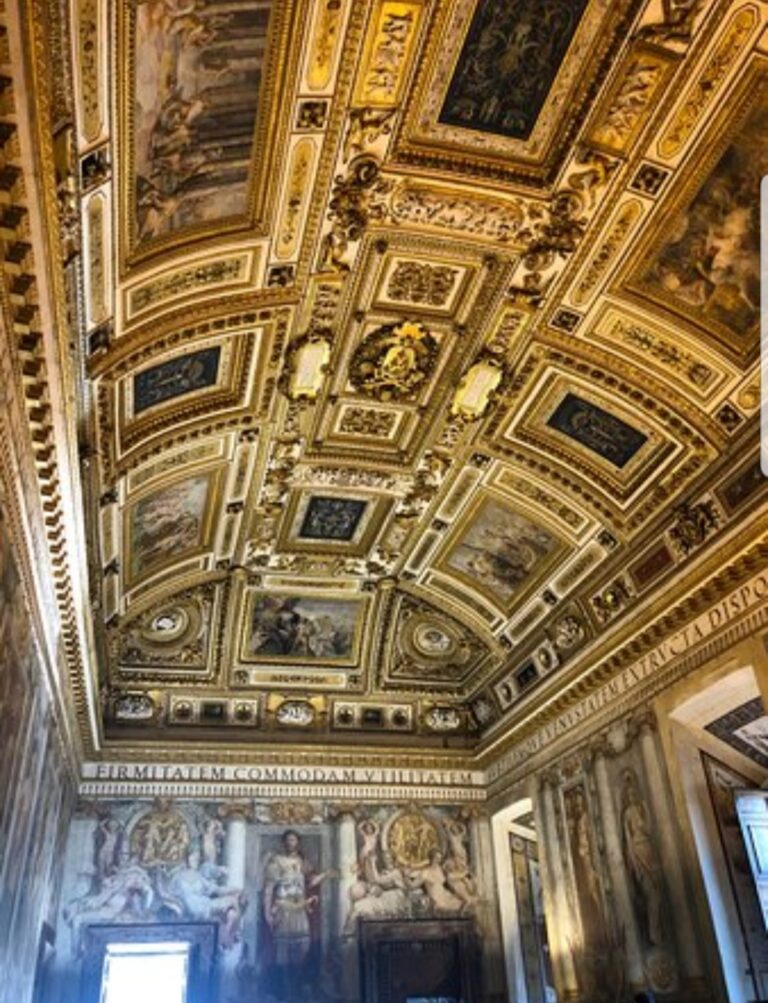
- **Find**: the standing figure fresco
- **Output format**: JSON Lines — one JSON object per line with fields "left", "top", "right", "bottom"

{"left": 564, "top": 784, "right": 604, "bottom": 946}
{"left": 261, "top": 830, "right": 337, "bottom": 1000}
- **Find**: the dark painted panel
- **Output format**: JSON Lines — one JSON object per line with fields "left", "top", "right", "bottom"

{"left": 439, "top": 0, "right": 589, "bottom": 140}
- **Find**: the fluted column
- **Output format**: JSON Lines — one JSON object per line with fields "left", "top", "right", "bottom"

{"left": 589, "top": 737, "right": 645, "bottom": 988}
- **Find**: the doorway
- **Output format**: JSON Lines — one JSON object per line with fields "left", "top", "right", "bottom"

{"left": 492, "top": 799, "right": 557, "bottom": 1003}
{"left": 80, "top": 923, "right": 217, "bottom": 1003}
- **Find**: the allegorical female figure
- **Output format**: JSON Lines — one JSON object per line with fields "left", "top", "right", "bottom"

{"left": 621, "top": 769, "right": 664, "bottom": 946}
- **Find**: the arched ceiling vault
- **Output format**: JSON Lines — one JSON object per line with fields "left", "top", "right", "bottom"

{"left": 40, "top": 0, "right": 768, "bottom": 757}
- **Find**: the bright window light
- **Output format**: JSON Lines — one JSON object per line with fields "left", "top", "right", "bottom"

{"left": 101, "top": 942, "right": 189, "bottom": 1003}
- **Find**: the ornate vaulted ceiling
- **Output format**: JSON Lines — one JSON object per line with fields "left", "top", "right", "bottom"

{"left": 61, "top": 0, "right": 766, "bottom": 756}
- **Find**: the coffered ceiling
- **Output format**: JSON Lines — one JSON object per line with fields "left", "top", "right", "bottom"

{"left": 58, "top": 0, "right": 767, "bottom": 756}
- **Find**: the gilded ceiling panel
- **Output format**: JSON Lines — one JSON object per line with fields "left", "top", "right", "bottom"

{"left": 438, "top": 0, "right": 590, "bottom": 141}
{"left": 114, "top": 582, "right": 222, "bottom": 679}
{"left": 435, "top": 494, "right": 569, "bottom": 615}
{"left": 123, "top": 465, "right": 222, "bottom": 588}
{"left": 39, "top": 0, "right": 768, "bottom": 755}
{"left": 392, "top": 0, "right": 642, "bottom": 183}
{"left": 375, "top": 590, "right": 498, "bottom": 695}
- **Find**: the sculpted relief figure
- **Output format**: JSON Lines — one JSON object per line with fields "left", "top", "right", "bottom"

{"left": 64, "top": 848, "right": 155, "bottom": 954}
{"left": 345, "top": 819, "right": 409, "bottom": 933}
{"left": 95, "top": 817, "right": 123, "bottom": 879}
{"left": 163, "top": 847, "right": 246, "bottom": 949}
{"left": 443, "top": 818, "right": 477, "bottom": 908}
{"left": 406, "top": 849, "right": 466, "bottom": 916}
{"left": 66, "top": 808, "right": 246, "bottom": 956}
{"left": 621, "top": 769, "right": 664, "bottom": 947}
{"left": 201, "top": 816, "right": 225, "bottom": 865}
{"left": 345, "top": 811, "right": 478, "bottom": 933}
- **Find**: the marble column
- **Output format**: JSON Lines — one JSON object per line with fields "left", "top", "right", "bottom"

{"left": 217, "top": 802, "right": 253, "bottom": 998}
{"left": 337, "top": 810, "right": 359, "bottom": 1001}
{"left": 337, "top": 810, "right": 358, "bottom": 933}
{"left": 537, "top": 772, "right": 579, "bottom": 1001}
{"left": 470, "top": 809, "right": 506, "bottom": 999}
{"left": 635, "top": 714, "right": 704, "bottom": 982}
{"left": 589, "top": 738, "right": 645, "bottom": 988}
{"left": 220, "top": 801, "right": 253, "bottom": 888}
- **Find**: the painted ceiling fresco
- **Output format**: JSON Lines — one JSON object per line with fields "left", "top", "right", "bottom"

{"left": 131, "top": 0, "right": 274, "bottom": 245}
{"left": 45, "top": 0, "right": 767, "bottom": 756}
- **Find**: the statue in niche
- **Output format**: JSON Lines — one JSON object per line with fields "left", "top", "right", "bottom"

{"left": 261, "top": 830, "right": 337, "bottom": 1000}
{"left": 621, "top": 768, "right": 664, "bottom": 947}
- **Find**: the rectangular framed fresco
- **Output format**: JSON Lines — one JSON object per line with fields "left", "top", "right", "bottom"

{"left": 124, "top": 468, "right": 220, "bottom": 586}
{"left": 118, "top": 328, "right": 260, "bottom": 456}
{"left": 716, "top": 457, "right": 766, "bottom": 516}
{"left": 132, "top": 346, "right": 222, "bottom": 414}
{"left": 279, "top": 490, "right": 393, "bottom": 556}
{"left": 240, "top": 591, "right": 366, "bottom": 666}
{"left": 120, "top": 0, "right": 300, "bottom": 257}
{"left": 546, "top": 392, "right": 648, "bottom": 469}
{"left": 625, "top": 75, "right": 768, "bottom": 365}
{"left": 438, "top": 495, "right": 566, "bottom": 613}
{"left": 438, "top": 0, "right": 589, "bottom": 140}
{"left": 299, "top": 496, "right": 368, "bottom": 542}
{"left": 508, "top": 374, "right": 671, "bottom": 502}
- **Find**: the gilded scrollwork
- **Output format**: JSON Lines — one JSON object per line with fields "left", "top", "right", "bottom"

{"left": 344, "top": 106, "right": 397, "bottom": 159}
{"left": 657, "top": 7, "right": 758, "bottom": 158}
{"left": 307, "top": 0, "right": 344, "bottom": 91}
{"left": 354, "top": 1, "right": 425, "bottom": 108}
{"left": 638, "top": 0, "right": 706, "bottom": 45}
{"left": 338, "top": 406, "right": 398, "bottom": 438}
{"left": 385, "top": 261, "right": 459, "bottom": 307}
{"left": 320, "top": 154, "right": 384, "bottom": 272}
{"left": 13, "top": 0, "right": 768, "bottom": 768}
